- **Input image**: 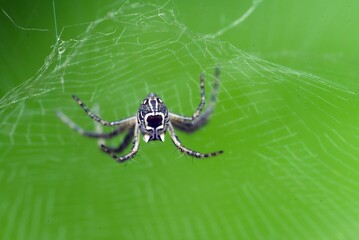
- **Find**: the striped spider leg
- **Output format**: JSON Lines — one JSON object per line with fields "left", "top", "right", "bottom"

{"left": 57, "top": 95, "right": 138, "bottom": 162}
{"left": 169, "top": 66, "right": 220, "bottom": 133}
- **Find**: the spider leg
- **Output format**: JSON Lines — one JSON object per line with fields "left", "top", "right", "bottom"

{"left": 167, "top": 122, "right": 223, "bottom": 158}
{"left": 99, "top": 127, "right": 134, "bottom": 153}
{"left": 170, "top": 66, "right": 220, "bottom": 132}
{"left": 72, "top": 95, "right": 136, "bottom": 126}
{"left": 100, "top": 123, "right": 140, "bottom": 163}
{"left": 191, "top": 72, "right": 206, "bottom": 119}
{"left": 57, "top": 111, "right": 132, "bottom": 139}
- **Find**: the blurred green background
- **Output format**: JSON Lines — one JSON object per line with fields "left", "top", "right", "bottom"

{"left": 1, "top": 0, "right": 359, "bottom": 239}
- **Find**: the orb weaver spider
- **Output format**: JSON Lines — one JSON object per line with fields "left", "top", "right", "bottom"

{"left": 57, "top": 67, "right": 223, "bottom": 163}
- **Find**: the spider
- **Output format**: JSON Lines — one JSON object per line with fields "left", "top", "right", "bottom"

{"left": 57, "top": 67, "right": 223, "bottom": 163}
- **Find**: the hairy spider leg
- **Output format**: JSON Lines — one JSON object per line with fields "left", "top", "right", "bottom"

{"left": 57, "top": 110, "right": 130, "bottom": 139}
{"left": 99, "top": 127, "right": 135, "bottom": 153}
{"left": 169, "top": 66, "right": 220, "bottom": 132}
{"left": 72, "top": 95, "right": 137, "bottom": 127}
{"left": 100, "top": 123, "right": 140, "bottom": 163}
{"left": 167, "top": 122, "right": 223, "bottom": 158}
{"left": 191, "top": 72, "right": 206, "bottom": 119}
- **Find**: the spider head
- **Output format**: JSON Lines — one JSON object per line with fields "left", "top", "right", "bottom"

{"left": 138, "top": 93, "right": 169, "bottom": 142}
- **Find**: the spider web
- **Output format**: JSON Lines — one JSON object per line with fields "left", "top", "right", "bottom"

{"left": 1, "top": 1, "right": 359, "bottom": 239}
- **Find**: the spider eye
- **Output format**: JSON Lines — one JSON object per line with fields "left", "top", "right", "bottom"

{"left": 147, "top": 115, "right": 163, "bottom": 129}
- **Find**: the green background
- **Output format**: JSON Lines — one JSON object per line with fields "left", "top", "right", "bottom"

{"left": 1, "top": 0, "right": 359, "bottom": 239}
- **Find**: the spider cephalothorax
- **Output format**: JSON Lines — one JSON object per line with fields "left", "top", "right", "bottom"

{"left": 137, "top": 93, "right": 169, "bottom": 142}
{"left": 57, "top": 67, "right": 223, "bottom": 163}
